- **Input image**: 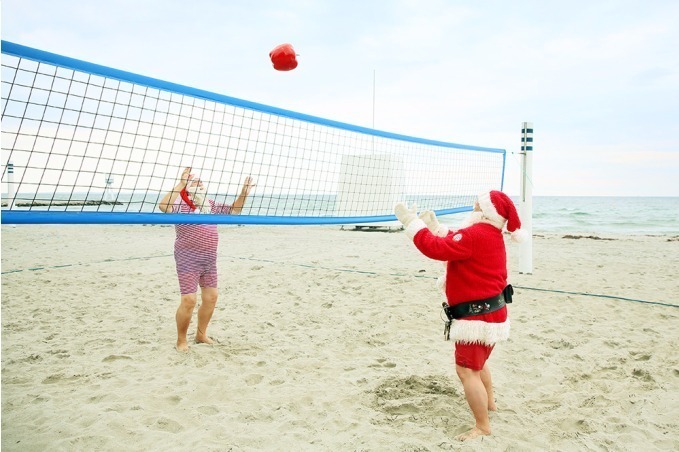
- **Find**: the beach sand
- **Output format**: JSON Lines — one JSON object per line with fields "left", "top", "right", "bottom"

{"left": 1, "top": 224, "right": 678, "bottom": 451}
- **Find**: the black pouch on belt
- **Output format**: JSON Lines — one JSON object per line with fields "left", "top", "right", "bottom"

{"left": 503, "top": 284, "right": 514, "bottom": 304}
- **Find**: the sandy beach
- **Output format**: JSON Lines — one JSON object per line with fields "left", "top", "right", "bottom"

{"left": 1, "top": 224, "right": 678, "bottom": 451}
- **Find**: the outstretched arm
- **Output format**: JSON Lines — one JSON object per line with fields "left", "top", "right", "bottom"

{"left": 229, "top": 176, "right": 256, "bottom": 215}
{"left": 395, "top": 202, "right": 472, "bottom": 262}
{"left": 158, "top": 167, "right": 191, "bottom": 213}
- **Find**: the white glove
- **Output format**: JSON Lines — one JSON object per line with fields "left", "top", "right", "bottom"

{"left": 418, "top": 210, "right": 449, "bottom": 237}
{"left": 394, "top": 203, "right": 418, "bottom": 228}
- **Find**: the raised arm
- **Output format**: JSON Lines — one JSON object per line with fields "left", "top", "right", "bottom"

{"left": 229, "top": 176, "right": 256, "bottom": 215}
{"left": 158, "top": 167, "right": 191, "bottom": 213}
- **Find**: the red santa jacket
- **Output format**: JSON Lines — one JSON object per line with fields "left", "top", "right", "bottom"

{"left": 406, "top": 219, "right": 511, "bottom": 345}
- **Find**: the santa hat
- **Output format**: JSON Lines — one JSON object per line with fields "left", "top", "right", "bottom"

{"left": 477, "top": 190, "right": 528, "bottom": 242}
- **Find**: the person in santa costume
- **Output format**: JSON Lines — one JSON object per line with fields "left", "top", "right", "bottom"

{"left": 158, "top": 167, "right": 255, "bottom": 352}
{"left": 394, "top": 190, "right": 525, "bottom": 441}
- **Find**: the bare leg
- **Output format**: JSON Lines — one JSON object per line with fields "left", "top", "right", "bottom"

{"left": 176, "top": 293, "right": 197, "bottom": 352}
{"left": 480, "top": 363, "right": 497, "bottom": 411}
{"left": 195, "top": 287, "right": 218, "bottom": 344}
{"left": 455, "top": 364, "right": 491, "bottom": 441}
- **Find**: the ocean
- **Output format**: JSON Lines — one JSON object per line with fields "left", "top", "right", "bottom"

{"left": 439, "top": 196, "right": 679, "bottom": 236}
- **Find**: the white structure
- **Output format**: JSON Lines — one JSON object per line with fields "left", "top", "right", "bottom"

{"left": 336, "top": 153, "right": 404, "bottom": 228}
{"left": 518, "top": 122, "right": 533, "bottom": 274}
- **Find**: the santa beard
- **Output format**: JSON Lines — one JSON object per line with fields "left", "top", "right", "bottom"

{"left": 187, "top": 183, "right": 211, "bottom": 214}
{"left": 460, "top": 210, "right": 485, "bottom": 228}
{"left": 460, "top": 210, "right": 504, "bottom": 230}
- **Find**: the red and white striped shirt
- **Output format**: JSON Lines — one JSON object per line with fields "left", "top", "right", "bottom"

{"left": 171, "top": 197, "right": 232, "bottom": 272}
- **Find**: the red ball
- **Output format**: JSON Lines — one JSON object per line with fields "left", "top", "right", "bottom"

{"left": 269, "top": 43, "right": 298, "bottom": 71}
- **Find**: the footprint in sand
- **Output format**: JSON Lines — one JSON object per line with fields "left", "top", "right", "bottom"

{"left": 48, "top": 349, "right": 70, "bottom": 358}
{"left": 630, "top": 352, "right": 651, "bottom": 361}
{"left": 370, "top": 374, "right": 461, "bottom": 419}
{"left": 197, "top": 405, "right": 219, "bottom": 415}
{"left": 369, "top": 358, "right": 397, "bottom": 368}
{"left": 41, "top": 373, "right": 83, "bottom": 384}
{"left": 19, "top": 354, "right": 42, "bottom": 363}
{"left": 102, "top": 355, "right": 133, "bottom": 362}
{"left": 245, "top": 374, "right": 264, "bottom": 385}
{"left": 152, "top": 416, "right": 184, "bottom": 432}
{"left": 632, "top": 368, "right": 655, "bottom": 382}
{"left": 166, "top": 395, "right": 182, "bottom": 405}
{"left": 548, "top": 339, "right": 575, "bottom": 350}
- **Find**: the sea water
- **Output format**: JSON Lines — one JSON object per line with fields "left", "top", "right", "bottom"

{"left": 440, "top": 196, "right": 679, "bottom": 236}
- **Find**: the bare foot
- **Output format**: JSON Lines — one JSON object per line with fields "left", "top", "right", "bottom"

{"left": 488, "top": 401, "right": 497, "bottom": 411}
{"left": 175, "top": 340, "right": 189, "bottom": 352}
{"left": 195, "top": 334, "right": 214, "bottom": 345}
{"left": 455, "top": 426, "right": 491, "bottom": 441}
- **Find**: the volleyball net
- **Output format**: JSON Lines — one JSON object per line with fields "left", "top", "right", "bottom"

{"left": 1, "top": 41, "right": 506, "bottom": 225}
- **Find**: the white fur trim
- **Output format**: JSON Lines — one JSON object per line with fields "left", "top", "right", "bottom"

{"left": 477, "top": 192, "right": 505, "bottom": 228}
{"left": 511, "top": 228, "right": 529, "bottom": 243}
{"left": 434, "top": 225, "right": 449, "bottom": 237}
{"left": 449, "top": 319, "right": 510, "bottom": 345}
{"left": 405, "top": 219, "right": 427, "bottom": 240}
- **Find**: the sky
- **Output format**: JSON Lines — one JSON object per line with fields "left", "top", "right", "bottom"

{"left": 2, "top": 0, "right": 678, "bottom": 196}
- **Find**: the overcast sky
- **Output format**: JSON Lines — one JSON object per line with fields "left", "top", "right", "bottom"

{"left": 2, "top": 0, "right": 678, "bottom": 196}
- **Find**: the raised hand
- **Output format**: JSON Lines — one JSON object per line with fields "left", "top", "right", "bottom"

{"left": 394, "top": 202, "right": 418, "bottom": 227}
{"left": 178, "top": 167, "right": 192, "bottom": 189}
{"left": 419, "top": 210, "right": 449, "bottom": 237}
{"left": 240, "top": 176, "right": 256, "bottom": 196}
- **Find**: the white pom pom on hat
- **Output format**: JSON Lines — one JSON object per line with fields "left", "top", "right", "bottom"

{"left": 476, "top": 190, "right": 527, "bottom": 242}
{"left": 510, "top": 228, "right": 529, "bottom": 243}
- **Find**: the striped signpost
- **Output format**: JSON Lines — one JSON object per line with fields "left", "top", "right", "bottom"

{"left": 519, "top": 122, "right": 533, "bottom": 274}
{"left": 6, "top": 161, "right": 15, "bottom": 210}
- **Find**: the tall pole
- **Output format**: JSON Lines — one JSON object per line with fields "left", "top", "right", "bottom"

{"left": 7, "top": 161, "right": 16, "bottom": 209}
{"left": 519, "top": 122, "right": 533, "bottom": 274}
{"left": 372, "top": 69, "right": 376, "bottom": 129}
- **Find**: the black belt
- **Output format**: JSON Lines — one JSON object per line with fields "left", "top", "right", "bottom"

{"left": 444, "top": 285, "right": 513, "bottom": 320}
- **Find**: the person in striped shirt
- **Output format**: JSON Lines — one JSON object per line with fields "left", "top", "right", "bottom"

{"left": 158, "top": 167, "right": 256, "bottom": 352}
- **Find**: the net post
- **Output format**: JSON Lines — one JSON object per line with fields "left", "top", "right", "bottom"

{"left": 519, "top": 122, "right": 533, "bottom": 274}
{"left": 6, "top": 161, "right": 16, "bottom": 210}
{"left": 5, "top": 161, "right": 17, "bottom": 228}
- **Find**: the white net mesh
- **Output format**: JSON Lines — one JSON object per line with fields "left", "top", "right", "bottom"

{"left": 1, "top": 42, "right": 505, "bottom": 224}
